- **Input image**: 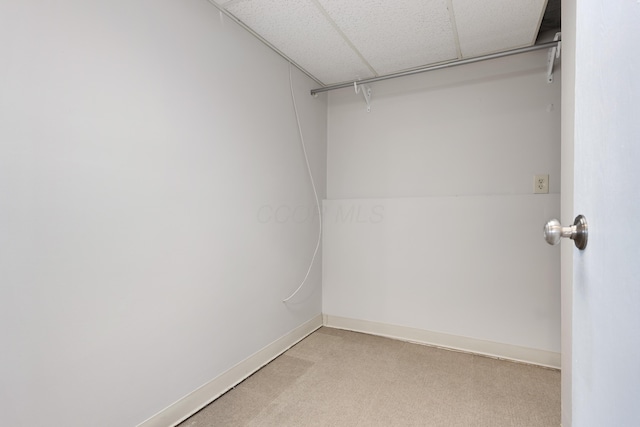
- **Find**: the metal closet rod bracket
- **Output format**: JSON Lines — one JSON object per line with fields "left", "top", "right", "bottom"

{"left": 354, "top": 82, "right": 372, "bottom": 112}
{"left": 547, "top": 32, "right": 562, "bottom": 83}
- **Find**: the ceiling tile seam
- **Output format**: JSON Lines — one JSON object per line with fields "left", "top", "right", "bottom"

{"left": 308, "top": 0, "right": 379, "bottom": 79}
{"left": 218, "top": 0, "right": 245, "bottom": 8}
{"left": 531, "top": 0, "right": 551, "bottom": 45}
{"left": 205, "top": 0, "right": 326, "bottom": 86}
{"left": 446, "top": 0, "right": 463, "bottom": 59}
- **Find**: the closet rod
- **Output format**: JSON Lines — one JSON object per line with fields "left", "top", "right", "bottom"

{"left": 310, "top": 40, "right": 560, "bottom": 95}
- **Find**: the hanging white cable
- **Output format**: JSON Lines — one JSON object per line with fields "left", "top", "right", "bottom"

{"left": 282, "top": 64, "right": 322, "bottom": 303}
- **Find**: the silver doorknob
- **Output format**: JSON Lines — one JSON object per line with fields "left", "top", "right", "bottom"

{"left": 544, "top": 215, "right": 588, "bottom": 250}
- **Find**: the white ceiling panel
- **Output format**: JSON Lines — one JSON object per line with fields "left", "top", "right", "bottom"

{"left": 316, "top": 0, "right": 459, "bottom": 75}
{"left": 212, "top": 0, "right": 557, "bottom": 86}
{"left": 226, "top": 0, "right": 375, "bottom": 85}
{"left": 452, "top": 0, "right": 547, "bottom": 58}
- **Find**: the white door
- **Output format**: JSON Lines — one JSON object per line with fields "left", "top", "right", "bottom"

{"left": 563, "top": 0, "right": 640, "bottom": 425}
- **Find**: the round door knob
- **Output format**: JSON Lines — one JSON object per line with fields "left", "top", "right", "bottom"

{"left": 543, "top": 215, "right": 588, "bottom": 250}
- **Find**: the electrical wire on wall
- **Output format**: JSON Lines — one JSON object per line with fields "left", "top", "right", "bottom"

{"left": 282, "top": 63, "right": 322, "bottom": 303}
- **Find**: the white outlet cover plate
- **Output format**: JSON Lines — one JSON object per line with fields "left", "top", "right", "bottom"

{"left": 534, "top": 174, "right": 549, "bottom": 194}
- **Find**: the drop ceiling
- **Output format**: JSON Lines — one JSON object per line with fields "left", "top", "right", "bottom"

{"left": 210, "top": 0, "right": 557, "bottom": 87}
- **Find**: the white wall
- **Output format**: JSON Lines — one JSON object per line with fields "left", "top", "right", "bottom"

{"left": 324, "top": 50, "right": 561, "bottom": 361}
{"left": 0, "top": 1, "right": 325, "bottom": 426}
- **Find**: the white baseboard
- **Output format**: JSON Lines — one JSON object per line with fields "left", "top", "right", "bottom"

{"left": 323, "top": 314, "right": 560, "bottom": 369}
{"left": 137, "top": 314, "right": 323, "bottom": 427}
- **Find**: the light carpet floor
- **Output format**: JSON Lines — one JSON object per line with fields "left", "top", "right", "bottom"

{"left": 179, "top": 327, "right": 560, "bottom": 426}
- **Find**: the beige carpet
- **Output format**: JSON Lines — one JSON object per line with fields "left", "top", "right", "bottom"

{"left": 179, "top": 327, "right": 560, "bottom": 426}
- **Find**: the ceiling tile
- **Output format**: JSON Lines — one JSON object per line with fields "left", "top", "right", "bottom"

{"left": 317, "top": 0, "right": 458, "bottom": 75}
{"left": 452, "top": 0, "right": 547, "bottom": 58}
{"left": 226, "top": 0, "right": 375, "bottom": 85}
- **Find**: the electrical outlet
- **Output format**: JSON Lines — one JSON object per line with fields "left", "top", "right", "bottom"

{"left": 534, "top": 174, "right": 549, "bottom": 194}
